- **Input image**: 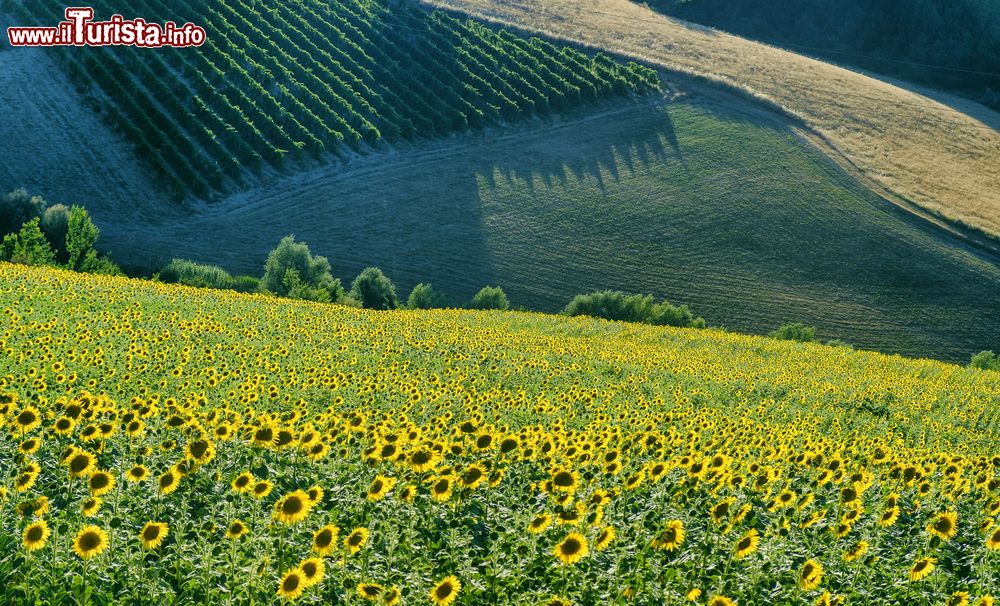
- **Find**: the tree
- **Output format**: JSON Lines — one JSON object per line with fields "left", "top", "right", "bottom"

{"left": 770, "top": 323, "right": 816, "bottom": 342}
{"left": 0, "top": 218, "right": 56, "bottom": 266}
{"left": 563, "top": 290, "right": 704, "bottom": 327}
{"left": 0, "top": 189, "right": 46, "bottom": 237}
{"left": 260, "top": 236, "right": 342, "bottom": 302}
{"left": 40, "top": 204, "right": 71, "bottom": 263}
{"left": 468, "top": 286, "right": 510, "bottom": 310}
{"left": 407, "top": 283, "right": 448, "bottom": 309}
{"left": 350, "top": 267, "right": 398, "bottom": 310}
{"left": 65, "top": 206, "right": 100, "bottom": 271}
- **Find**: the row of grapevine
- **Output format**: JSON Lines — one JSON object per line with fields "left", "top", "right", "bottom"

{"left": 21, "top": 0, "right": 662, "bottom": 199}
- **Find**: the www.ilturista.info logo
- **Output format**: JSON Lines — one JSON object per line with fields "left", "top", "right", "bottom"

{"left": 7, "top": 7, "right": 206, "bottom": 47}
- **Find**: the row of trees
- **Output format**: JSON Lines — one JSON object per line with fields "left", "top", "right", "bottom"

{"left": 158, "top": 235, "right": 512, "bottom": 312}
{"left": 0, "top": 190, "right": 119, "bottom": 274}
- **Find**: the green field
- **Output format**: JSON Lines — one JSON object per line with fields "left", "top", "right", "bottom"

{"left": 104, "top": 89, "right": 1000, "bottom": 362}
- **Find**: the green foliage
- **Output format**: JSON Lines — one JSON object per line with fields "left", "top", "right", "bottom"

{"left": 970, "top": 350, "right": 1000, "bottom": 372}
{"left": 468, "top": 286, "right": 510, "bottom": 311}
{"left": 40, "top": 204, "right": 71, "bottom": 263}
{"left": 407, "top": 283, "right": 449, "bottom": 309}
{"left": 0, "top": 218, "right": 55, "bottom": 266}
{"left": 261, "top": 236, "right": 342, "bottom": 302}
{"left": 770, "top": 323, "right": 817, "bottom": 343}
{"left": 563, "top": 290, "right": 704, "bottom": 328}
{"left": 349, "top": 267, "right": 398, "bottom": 310}
{"left": 159, "top": 259, "right": 237, "bottom": 290}
{"left": 0, "top": 189, "right": 46, "bottom": 237}
{"left": 231, "top": 275, "right": 260, "bottom": 293}
{"left": 65, "top": 206, "right": 99, "bottom": 271}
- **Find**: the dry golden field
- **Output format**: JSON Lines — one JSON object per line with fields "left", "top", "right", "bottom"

{"left": 421, "top": 0, "right": 1000, "bottom": 237}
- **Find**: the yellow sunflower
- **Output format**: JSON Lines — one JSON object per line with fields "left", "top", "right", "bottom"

{"left": 88, "top": 470, "right": 115, "bottom": 497}
{"left": 651, "top": 520, "right": 686, "bottom": 552}
{"left": 799, "top": 559, "right": 823, "bottom": 591}
{"left": 73, "top": 525, "right": 109, "bottom": 559}
{"left": 23, "top": 519, "right": 50, "bottom": 551}
{"left": 595, "top": 526, "right": 616, "bottom": 551}
{"left": 273, "top": 490, "right": 313, "bottom": 524}
{"left": 357, "top": 583, "right": 383, "bottom": 601}
{"left": 277, "top": 568, "right": 305, "bottom": 600}
{"left": 554, "top": 532, "right": 589, "bottom": 565}
{"left": 909, "top": 557, "right": 936, "bottom": 582}
{"left": 299, "top": 557, "right": 325, "bottom": 588}
{"left": 367, "top": 475, "right": 397, "bottom": 501}
{"left": 734, "top": 528, "right": 759, "bottom": 559}
{"left": 927, "top": 511, "right": 958, "bottom": 540}
{"left": 226, "top": 519, "right": 248, "bottom": 540}
{"left": 139, "top": 522, "right": 169, "bottom": 549}
{"left": 429, "top": 576, "right": 461, "bottom": 606}
{"left": 312, "top": 524, "right": 340, "bottom": 556}
{"left": 344, "top": 527, "right": 369, "bottom": 554}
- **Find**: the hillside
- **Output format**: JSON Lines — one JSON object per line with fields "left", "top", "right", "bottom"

{"left": 421, "top": 0, "right": 1000, "bottom": 238}
{"left": 9, "top": 0, "right": 657, "bottom": 199}
{"left": 649, "top": 0, "right": 1000, "bottom": 112}
{"left": 2, "top": 262, "right": 1000, "bottom": 604}
{"left": 102, "top": 85, "right": 1000, "bottom": 362}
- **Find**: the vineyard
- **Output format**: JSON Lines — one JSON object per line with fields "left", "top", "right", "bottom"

{"left": 9, "top": 0, "right": 660, "bottom": 199}
{"left": 3, "top": 263, "right": 1000, "bottom": 604}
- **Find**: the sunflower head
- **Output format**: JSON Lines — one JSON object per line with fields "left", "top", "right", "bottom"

{"left": 73, "top": 525, "right": 109, "bottom": 559}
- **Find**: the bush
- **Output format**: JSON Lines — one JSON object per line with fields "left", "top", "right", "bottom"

{"left": 232, "top": 275, "right": 260, "bottom": 293}
{"left": 407, "top": 283, "right": 448, "bottom": 309}
{"left": 350, "top": 267, "right": 398, "bottom": 310}
{"left": 0, "top": 189, "right": 46, "bottom": 237}
{"left": 770, "top": 323, "right": 817, "bottom": 343}
{"left": 0, "top": 218, "right": 55, "bottom": 266}
{"left": 159, "top": 259, "right": 236, "bottom": 290}
{"left": 468, "top": 286, "right": 510, "bottom": 311}
{"left": 970, "top": 351, "right": 1000, "bottom": 372}
{"left": 564, "top": 290, "right": 705, "bottom": 327}
{"left": 261, "top": 236, "right": 342, "bottom": 303}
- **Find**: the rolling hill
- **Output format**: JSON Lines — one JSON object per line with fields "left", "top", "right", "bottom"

{"left": 421, "top": 0, "right": 1000, "bottom": 238}
{"left": 102, "top": 82, "right": 1000, "bottom": 362}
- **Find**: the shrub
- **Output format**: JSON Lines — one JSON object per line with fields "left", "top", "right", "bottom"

{"left": 0, "top": 218, "right": 55, "bottom": 266}
{"left": 468, "top": 286, "right": 510, "bottom": 311}
{"left": 407, "top": 283, "right": 448, "bottom": 309}
{"left": 159, "top": 259, "right": 236, "bottom": 290}
{"left": 0, "top": 189, "right": 46, "bottom": 237}
{"left": 261, "top": 236, "right": 342, "bottom": 302}
{"left": 564, "top": 290, "right": 704, "bottom": 327}
{"left": 770, "top": 323, "right": 817, "bottom": 343}
{"left": 970, "top": 351, "right": 1000, "bottom": 372}
{"left": 350, "top": 267, "right": 398, "bottom": 310}
{"left": 231, "top": 275, "right": 260, "bottom": 293}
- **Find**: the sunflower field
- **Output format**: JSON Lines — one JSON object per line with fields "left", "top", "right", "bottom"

{"left": 2, "top": 262, "right": 1000, "bottom": 605}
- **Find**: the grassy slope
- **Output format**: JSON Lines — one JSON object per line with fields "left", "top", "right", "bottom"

{"left": 102, "top": 89, "right": 1000, "bottom": 362}
{"left": 420, "top": 0, "right": 1000, "bottom": 238}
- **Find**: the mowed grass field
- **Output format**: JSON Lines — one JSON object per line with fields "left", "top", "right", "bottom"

{"left": 104, "top": 89, "right": 1000, "bottom": 362}
{"left": 421, "top": 0, "right": 1000, "bottom": 238}
{"left": 3, "top": 263, "right": 1000, "bottom": 605}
